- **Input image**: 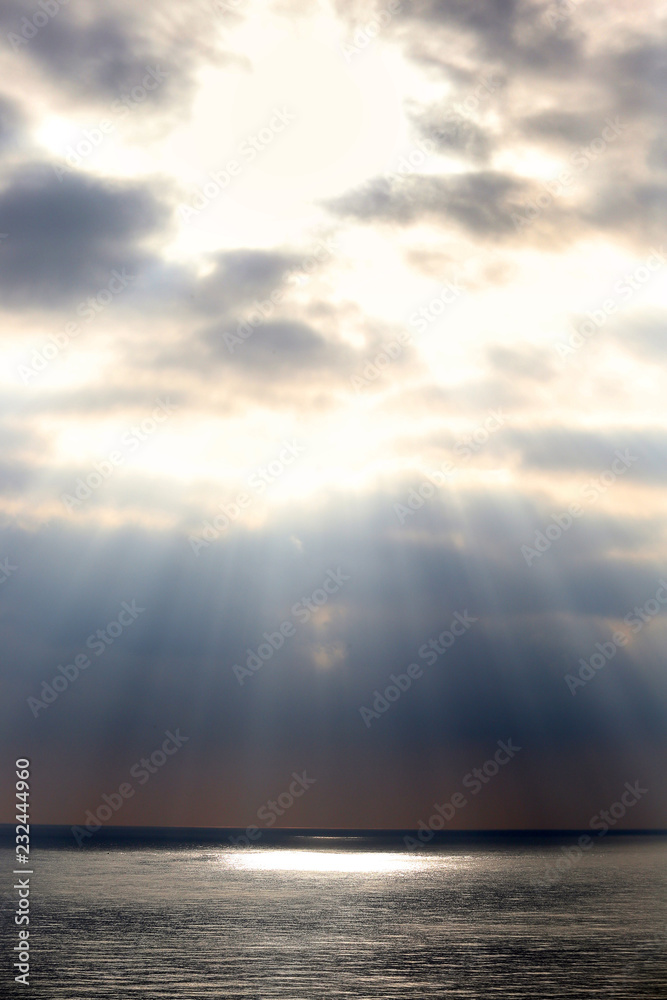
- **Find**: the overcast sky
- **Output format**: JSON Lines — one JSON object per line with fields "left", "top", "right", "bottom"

{"left": 1, "top": 0, "right": 666, "bottom": 831}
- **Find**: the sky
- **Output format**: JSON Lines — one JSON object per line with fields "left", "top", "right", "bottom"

{"left": 1, "top": 0, "right": 666, "bottom": 832}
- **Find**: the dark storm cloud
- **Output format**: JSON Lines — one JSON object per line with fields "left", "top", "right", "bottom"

{"left": 0, "top": 165, "right": 170, "bottom": 306}
{"left": 1, "top": 0, "right": 223, "bottom": 105}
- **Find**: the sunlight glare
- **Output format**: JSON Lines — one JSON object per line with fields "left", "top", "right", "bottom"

{"left": 225, "top": 849, "right": 422, "bottom": 873}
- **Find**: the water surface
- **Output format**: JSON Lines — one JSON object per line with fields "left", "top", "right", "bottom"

{"left": 2, "top": 836, "right": 665, "bottom": 997}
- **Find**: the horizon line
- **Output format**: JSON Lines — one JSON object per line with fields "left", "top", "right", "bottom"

{"left": 2, "top": 823, "right": 666, "bottom": 840}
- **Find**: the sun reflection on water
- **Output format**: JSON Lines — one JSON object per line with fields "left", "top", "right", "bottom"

{"left": 224, "top": 849, "right": 426, "bottom": 874}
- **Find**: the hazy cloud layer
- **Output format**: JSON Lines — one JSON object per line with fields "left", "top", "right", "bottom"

{"left": 1, "top": 0, "right": 665, "bottom": 828}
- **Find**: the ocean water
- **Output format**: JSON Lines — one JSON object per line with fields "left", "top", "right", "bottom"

{"left": 2, "top": 836, "right": 665, "bottom": 998}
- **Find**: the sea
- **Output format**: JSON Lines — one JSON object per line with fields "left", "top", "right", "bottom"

{"left": 2, "top": 834, "right": 665, "bottom": 998}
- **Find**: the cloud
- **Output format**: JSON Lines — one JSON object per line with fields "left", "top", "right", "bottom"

{"left": 584, "top": 179, "right": 667, "bottom": 245}
{"left": 1, "top": 490, "right": 665, "bottom": 764}
{"left": 393, "top": 0, "right": 583, "bottom": 77}
{"left": 609, "top": 314, "right": 667, "bottom": 362}
{"left": 0, "top": 459, "right": 36, "bottom": 495}
{"left": 0, "top": 165, "right": 170, "bottom": 306}
{"left": 327, "top": 172, "right": 543, "bottom": 236}
{"left": 501, "top": 427, "right": 667, "bottom": 483}
{"left": 0, "top": 0, "right": 665, "bottom": 830}
{"left": 414, "top": 110, "right": 494, "bottom": 162}
{"left": 0, "top": 0, "right": 225, "bottom": 106}
{"left": 189, "top": 248, "right": 305, "bottom": 317}
{"left": 486, "top": 343, "right": 558, "bottom": 383}
{"left": 603, "top": 40, "right": 667, "bottom": 116}
{"left": 0, "top": 93, "right": 26, "bottom": 151}
{"left": 139, "top": 316, "right": 361, "bottom": 394}
{"left": 116, "top": 247, "right": 364, "bottom": 391}
{"left": 519, "top": 109, "right": 607, "bottom": 145}
{"left": 204, "top": 319, "right": 356, "bottom": 374}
